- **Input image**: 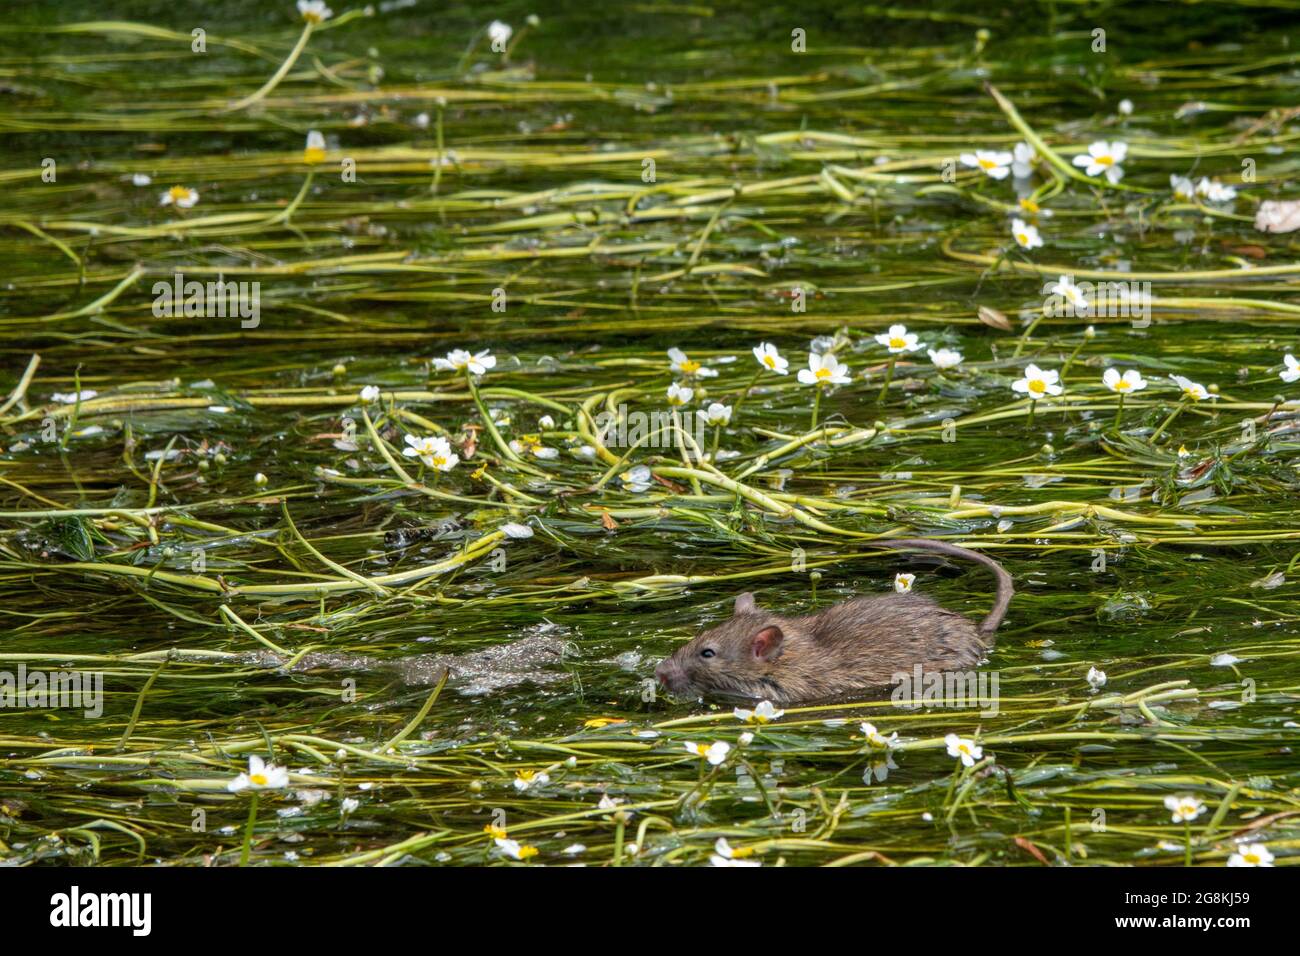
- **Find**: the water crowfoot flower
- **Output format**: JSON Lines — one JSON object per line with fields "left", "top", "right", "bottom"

{"left": 1196, "top": 177, "right": 1237, "bottom": 204}
{"left": 403, "top": 434, "right": 459, "bottom": 472}
{"left": 298, "top": 0, "right": 332, "bottom": 23}
{"left": 1011, "top": 142, "right": 1038, "bottom": 179}
{"left": 1227, "top": 844, "right": 1274, "bottom": 867}
{"left": 666, "top": 382, "right": 694, "bottom": 406}
{"left": 733, "top": 700, "right": 784, "bottom": 724}
{"left": 1012, "top": 364, "right": 1063, "bottom": 401}
{"left": 711, "top": 838, "right": 761, "bottom": 866}
{"left": 1170, "top": 375, "right": 1214, "bottom": 402}
{"left": 894, "top": 572, "right": 915, "bottom": 593}
{"left": 303, "top": 130, "right": 326, "bottom": 164}
{"left": 513, "top": 769, "right": 550, "bottom": 791}
{"left": 797, "top": 352, "right": 851, "bottom": 387}
{"left": 1164, "top": 795, "right": 1205, "bottom": 823}
{"left": 434, "top": 348, "right": 496, "bottom": 376}
{"left": 697, "top": 402, "right": 732, "bottom": 426}
{"left": 1170, "top": 175, "right": 1196, "bottom": 201}
{"left": 944, "top": 734, "right": 983, "bottom": 767}
{"left": 621, "top": 465, "right": 652, "bottom": 493}
{"left": 668, "top": 347, "right": 718, "bottom": 378}
{"left": 927, "top": 348, "right": 963, "bottom": 370}
{"left": 160, "top": 186, "right": 199, "bottom": 209}
{"left": 1072, "top": 140, "right": 1127, "bottom": 183}
{"left": 228, "top": 755, "right": 290, "bottom": 792}
{"left": 752, "top": 342, "right": 789, "bottom": 374}
{"left": 359, "top": 385, "right": 380, "bottom": 403}
{"left": 874, "top": 323, "right": 922, "bottom": 354}
{"left": 494, "top": 837, "right": 538, "bottom": 861}
{"left": 959, "top": 149, "right": 1013, "bottom": 180}
{"left": 1279, "top": 354, "right": 1299, "bottom": 383}
{"left": 487, "top": 20, "right": 513, "bottom": 50}
{"left": 859, "top": 722, "right": 899, "bottom": 750}
{"left": 684, "top": 740, "right": 731, "bottom": 765}
{"left": 1104, "top": 368, "right": 1146, "bottom": 426}
{"left": 1011, "top": 218, "right": 1043, "bottom": 250}
{"left": 1086, "top": 666, "right": 1107, "bottom": 690}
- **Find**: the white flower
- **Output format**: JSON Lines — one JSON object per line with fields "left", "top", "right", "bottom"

{"left": 510, "top": 435, "right": 558, "bottom": 459}
{"left": 1011, "top": 142, "right": 1038, "bottom": 179}
{"left": 159, "top": 185, "right": 199, "bottom": 208}
{"left": 1281, "top": 354, "right": 1300, "bottom": 383}
{"left": 860, "top": 722, "right": 898, "bottom": 750}
{"left": 51, "top": 389, "right": 98, "bottom": 404}
{"left": 298, "top": 0, "right": 333, "bottom": 24}
{"left": 1049, "top": 274, "right": 1088, "bottom": 311}
{"left": 1011, "top": 218, "right": 1043, "bottom": 250}
{"left": 1086, "top": 666, "right": 1107, "bottom": 689}
{"left": 733, "top": 700, "right": 784, "bottom": 724}
{"left": 494, "top": 837, "right": 538, "bottom": 861}
{"left": 228, "top": 755, "right": 290, "bottom": 792}
{"left": 927, "top": 348, "right": 963, "bottom": 370}
{"left": 403, "top": 434, "right": 459, "bottom": 471}
{"left": 1072, "top": 140, "right": 1127, "bottom": 183}
{"left": 959, "top": 149, "right": 1013, "bottom": 180}
{"left": 513, "top": 770, "right": 549, "bottom": 791}
{"left": 1170, "top": 174, "right": 1196, "bottom": 201}
{"left": 944, "top": 734, "right": 983, "bottom": 767}
{"left": 1171, "top": 375, "right": 1214, "bottom": 401}
{"left": 1012, "top": 363, "right": 1063, "bottom": 401}
{"left": 684, "top": 741, "right": 731, "bottom": 765}
{"left": 752, "top": 342, "right": 789, "bottom": 374}
{"left": 666, "top": 382, "right": 694, "bottom": 406}
{"left": 563, "top": 843, "right": 587, "bottom": 856}
{"left": 1227, "top": 844, "right": 1274, "bottom": 867}
{"left": 340, "top": 797, "right": 360, "bottom": 815}
{"left": 302, "top": 133, "right": 329, "bottom": 169}
{"left": 1197, "top": 177, "right": 1237, "bottom": 204}
{"left": 597, "top": 794, "right": 621, "bottom": 811}
{"left": 1164, "top": 795, "right": 1206, "bottom": 823}
{"left": 434, "top": 348, "right": 496, "bottom": 376}
{"left": 502, "top": 522, "right": 533, "bottom": 539}
{"left": 667, "top": 347, "right": 717, "bottom": 378}
{"left": 621, "top": 464, "right": 653, "bottom": 493}
{"left": 538, "top": 414, "right": 555, "bottom": 430}
{"left": 738, "top": 731, "right": 754, "bottom": 746}
{"left": 874, "top": 323, "right": 922, "bottom": 354}
{"left": 131, "top": 173, "right": 152, "bottom": 187}
{"left": 487, "top": 19, "right": 513, "bottom": 48}
{"left": 1102, "top": 368, "right": 1146, "bottom": 393}
{"left": 697, "top": 402, "right": 732, "bottom": 426}
{"left": 797, "top": 352, "right": 852, "bottom": 386}
{"left": 359, "top": 385, "right": 380, "bottom": 403}
{"left": 1118, "top": 98, "right": 1133, "bottom": 116}
{"left": 710, "top": 838, "right": 761, "bottom": 866}
{"left": 894, "top": 572, "right": 915, "bottom": 593}
{"left": 253, "top": 472, "right": 268, "bottom": 487}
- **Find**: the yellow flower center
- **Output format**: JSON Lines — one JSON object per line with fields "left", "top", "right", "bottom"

{"left": 1096, "top": 155, "right": 1113, "bottom": 166}
{"left": 1114, "top": 380, "right": 1131, "bottom": 391}
{"left": 304, "top": 146, "right": 326, "bottom": 164}
{"left": 814, "top": 367, "right": 832, "bottom": 381}
{"left": 518, "top": 845, "right": 539, "bottom": 859}
{"left": 432, "top": 454, "right": 447, "bottom": 467}
{"left": 1020, "top": 199, "right": 1040, "bottom": 214}
{"left": 958, "top": 744, "right": 971, "bottom": 755}
{"left": 1242, "top": 852, "right": 1260, "bottom": 864}
{"left": 249, "top": 773, "right": 267, "bottom": 786}
{"left": 889, "top": 337, "right": 906, "bottom": 349}
{"left": 680, "top": 359, "right": 701, "bottom": 374}
{"left": 763, "top": 355, "right": 776, "bottom": 368}
{"left": 1016, "top": 232, "right": 1029, "bottom": 245}
{"left": 302, "top": 11, "right": 325, "bottom": 23}
{"left": 978, "top": 158, "right": 996, "bottom": 170}
{"left": 485, "top": 824, "right": 507, "bottom": 839}
{"left": 168, "top": 187, "right": 191, "bottom": 202}
{"left": 731, "top": 846, "right": 755, "bottom": 858}
{"left": 1028, "top": 378, "right": 1045, "bottom": 394}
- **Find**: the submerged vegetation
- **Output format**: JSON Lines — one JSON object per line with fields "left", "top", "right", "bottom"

{"left": 1, "top": 0, "right": 1299, "bottom": 866}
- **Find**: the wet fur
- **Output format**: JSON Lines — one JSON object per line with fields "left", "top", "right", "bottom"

{"left": 655, "top": 540, "right": 1011, "bottom": 704}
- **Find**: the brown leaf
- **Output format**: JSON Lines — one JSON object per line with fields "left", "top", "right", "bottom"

{"left": 652, "top": 474, "right": 686, "bottom": 494}
{"left": 600, "top": 511, "right": 619, "bottom": 531}
{"left": 978, "top": 305, "right": 1012, "bottom": 331}
{"left": 1014, "top": 835, "right": 1050, "bottom": 865}
{"left": 1222, "top": 243, "right": 1268, "bottom": 259}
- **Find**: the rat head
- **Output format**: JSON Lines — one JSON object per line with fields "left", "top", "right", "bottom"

{"left": 654, "top": 593, "right": 786, "bottom": 701}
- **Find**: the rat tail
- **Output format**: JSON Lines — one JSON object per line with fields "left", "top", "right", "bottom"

{"left": 868, "top": 538, "right": 1013, "bottom": 636}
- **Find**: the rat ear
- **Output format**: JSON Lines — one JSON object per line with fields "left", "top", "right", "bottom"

{"left": 750, "top": 625, "right": 784, "bottom": 662}
{"left": 734, "top": 592, "right": 758, "bottom": 615}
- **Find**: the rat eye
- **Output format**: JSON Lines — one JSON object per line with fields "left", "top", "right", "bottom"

{"left": 700, "top": 648, "right": 716, "bottom": 659}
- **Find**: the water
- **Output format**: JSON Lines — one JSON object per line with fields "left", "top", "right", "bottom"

{"left": 0, "top": 0, "right": 1297, "bottom": 866}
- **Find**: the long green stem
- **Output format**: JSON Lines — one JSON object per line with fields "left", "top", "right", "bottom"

{"left": 239, "top": 793, "right": 260, "bottom": 866}
{"left": 227, "top": 24, "right": 315, "bottom": 112}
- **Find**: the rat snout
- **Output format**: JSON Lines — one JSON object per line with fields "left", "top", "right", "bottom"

{"left": 655, "top": 657, "right": 686, "bottom": 693}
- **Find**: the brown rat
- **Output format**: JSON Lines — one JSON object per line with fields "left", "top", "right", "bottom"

{"left": 653, "top": 539, "right": 1013, "bottom": 704}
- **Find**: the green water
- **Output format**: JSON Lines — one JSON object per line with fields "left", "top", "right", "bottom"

{"left": 0, "top": 0, "right": 1298, "bottom": 866}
